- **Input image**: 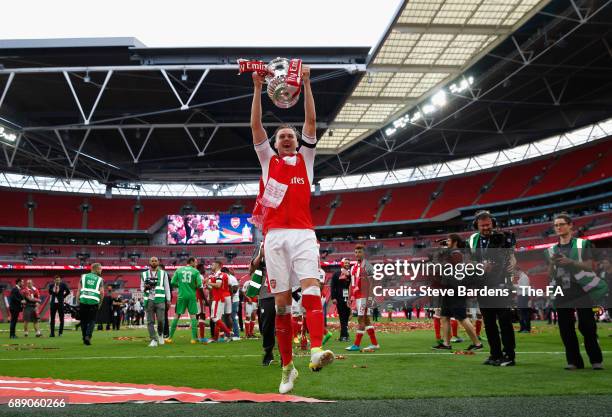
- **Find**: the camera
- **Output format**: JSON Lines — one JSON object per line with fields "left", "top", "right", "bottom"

{"left": 488, "top": 231, "right": 515, "bottom": 248}
{"left": 144, "top": 276, "right": 157, "bottom": 292}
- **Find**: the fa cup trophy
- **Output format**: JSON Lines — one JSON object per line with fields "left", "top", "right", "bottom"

{"left": 238, "top": 57, "right": 303, "bottom": 108}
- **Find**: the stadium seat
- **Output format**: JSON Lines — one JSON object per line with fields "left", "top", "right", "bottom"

{"left": 33, "top": 194, "right": 84, "bottom": 229}
{"left": 0, "top": 190, "right": 28, "bottom": 227}
{"left": 427, "top": 172, "right": 496, "bottom": 218}
{"left": 329, "top": 189, "right": 387, "bottom": 225}
{"left": 378, "top": 182, "right": 440, "bottom": 222}
{"left": 524, "top": 140, "right": 611, "bottom": 196}
{"left": 478, "top": 160, "right": 549, "bottom": 204}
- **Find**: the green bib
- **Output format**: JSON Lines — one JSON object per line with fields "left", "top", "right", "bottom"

{"left": 79, "top": 273, "right": 102, "bottom": 305}
{"left": 548, "top": 238, "right": 608, "bottom": 301}
{"left": 141, "top": 270, "right": 166, "bottom": 306}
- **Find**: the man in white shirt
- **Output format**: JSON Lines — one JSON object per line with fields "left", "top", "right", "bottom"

{"left": 228, "top": 270, "right": 241, "bottom": 341}
{"left": 515, "top": 268, "right": 531, "bottom": 333}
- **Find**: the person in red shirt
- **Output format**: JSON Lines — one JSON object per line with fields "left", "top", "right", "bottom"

{"left": 346, "top": 244, "right": 379, "bottom": 351}
{"left": 206, "top": 260, "right": 232, "bottom": 342}
{"left": 22, "top": 279, "right": 42, "bottom": 337}
{"left": 195, "top": 283, "right": 208, "bottom": 343}
{"left": 242, "top": 279, "right": 258, "bottom": 338}
{"left": 251, "top": 65, "right": 333, "bottom": 394}
{"left": 220, "top": 267, "right": 235, "bottom": 336}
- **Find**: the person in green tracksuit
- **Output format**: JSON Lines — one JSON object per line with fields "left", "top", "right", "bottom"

{"left": 547, "top": 213, "right": 603, "bottom": 370}
{"left": 77, "top": 263, "right": 104, "bottom": 346}
{"left": 166, "top": 257, "right": 203, "bottom": 344}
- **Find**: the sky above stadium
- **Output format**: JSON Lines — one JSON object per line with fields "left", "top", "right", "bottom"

{"left": 1, "top": 0, "right": 402, "bottom": 48}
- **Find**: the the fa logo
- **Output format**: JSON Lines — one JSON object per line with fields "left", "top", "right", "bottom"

{"left": 290, "top": 177, "right": 305, "bottom": 184}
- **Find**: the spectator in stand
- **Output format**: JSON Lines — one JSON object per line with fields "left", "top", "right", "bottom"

{"left": 9, "top": 279, "right": 26, "bottom": 339}
{"left": 22, "top": 280, "right": 42, "bottom": 337}
{"left": 48, "top": 275, "right": 70, "bottom": 337}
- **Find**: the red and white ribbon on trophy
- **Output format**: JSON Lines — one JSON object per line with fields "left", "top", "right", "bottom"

{"left": 284, "top": 58, "right": 303, "bottom": 98}
{"left": 238, "top": 58, "right": 303, "bottom": 108}
{"left": 237, "top": 59, "right": 270, "bottom": 76}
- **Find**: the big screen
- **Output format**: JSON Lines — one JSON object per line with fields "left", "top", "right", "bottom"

{"left": 167, "top": 214, "right": 253, "bottom": 245}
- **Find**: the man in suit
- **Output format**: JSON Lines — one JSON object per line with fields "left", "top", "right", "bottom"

{"left": 9, "top": 279, "right": 26, "bottom": 339}
{"left": 48, "top": 275, "right": 70, "bottom": 337}
{"left": 330, "top": 258, "right": 351, "bottom": 342}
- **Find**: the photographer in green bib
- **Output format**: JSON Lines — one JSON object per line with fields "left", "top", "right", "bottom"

{"left": 547, "top": 213, "right": 604, "bottom": 370}
{"left": 141, "top": 256, "right": 171, "bottom": 347}
{"left": 77, "top": 263, "right": 105, "bottom": 346}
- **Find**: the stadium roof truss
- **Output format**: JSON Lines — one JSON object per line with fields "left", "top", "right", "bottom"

{"left": 0, "top": 50, "right": 365, "bottom": 183}
{"left": 2, "top": 116, "right": 609, "bottom": 196}
{"left": 316, "top": 0, "right": 553, "bottom": 153}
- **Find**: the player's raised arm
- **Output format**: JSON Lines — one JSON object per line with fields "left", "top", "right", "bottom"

{"left": 251, "top": 72, "right": 268, "bottom": 145}
{"left": 302, "top": 65, "right": 316, "bottom": 139}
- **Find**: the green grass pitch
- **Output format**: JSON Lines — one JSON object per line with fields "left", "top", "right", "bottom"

{"left": 1, "top": 319, "right": 610, "bottom": 401}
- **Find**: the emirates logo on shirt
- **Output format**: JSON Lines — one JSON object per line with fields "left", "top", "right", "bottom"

{"left": 290, "top": 177, "right": 305, "bottom": 185}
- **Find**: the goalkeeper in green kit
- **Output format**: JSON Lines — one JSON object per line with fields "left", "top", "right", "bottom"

{"left": 166, "top": 257, "right": 204, "bottom": 344}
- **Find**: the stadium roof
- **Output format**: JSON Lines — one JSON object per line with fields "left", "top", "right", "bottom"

{"left": 317, "top": 0, "right": 612, "bottom": 177}
{"left": 0, "top": 43, "right": 367, "bottom": 184}
{"left": 0, "top": 0, "right": 611, "bottom": 194}
{"left": 317, "top": 0, "right": 550, "bottom": 151}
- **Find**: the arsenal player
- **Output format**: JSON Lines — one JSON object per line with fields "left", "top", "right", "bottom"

{"left": 206, "top": 260, "right": 233, "bottom": 342}
{"left": 242, "top": 279, "right": 258, "bottom": 338}
{"left": 345, "top": 244, "right": 379, "bottom": 351}
{"left": 251, "top": 64, "right": 334, "bottom": 394}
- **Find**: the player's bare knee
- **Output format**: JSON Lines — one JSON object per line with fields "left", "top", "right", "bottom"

{"left": 276, "top": 305, "right": 291, "bottom": 315}
{"left": 300, "top": 278, "right": 318, "bottom": 290}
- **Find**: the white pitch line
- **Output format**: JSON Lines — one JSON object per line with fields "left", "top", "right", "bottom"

{"left": 0, "top": 351, "right": 610, "bottom": 361}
